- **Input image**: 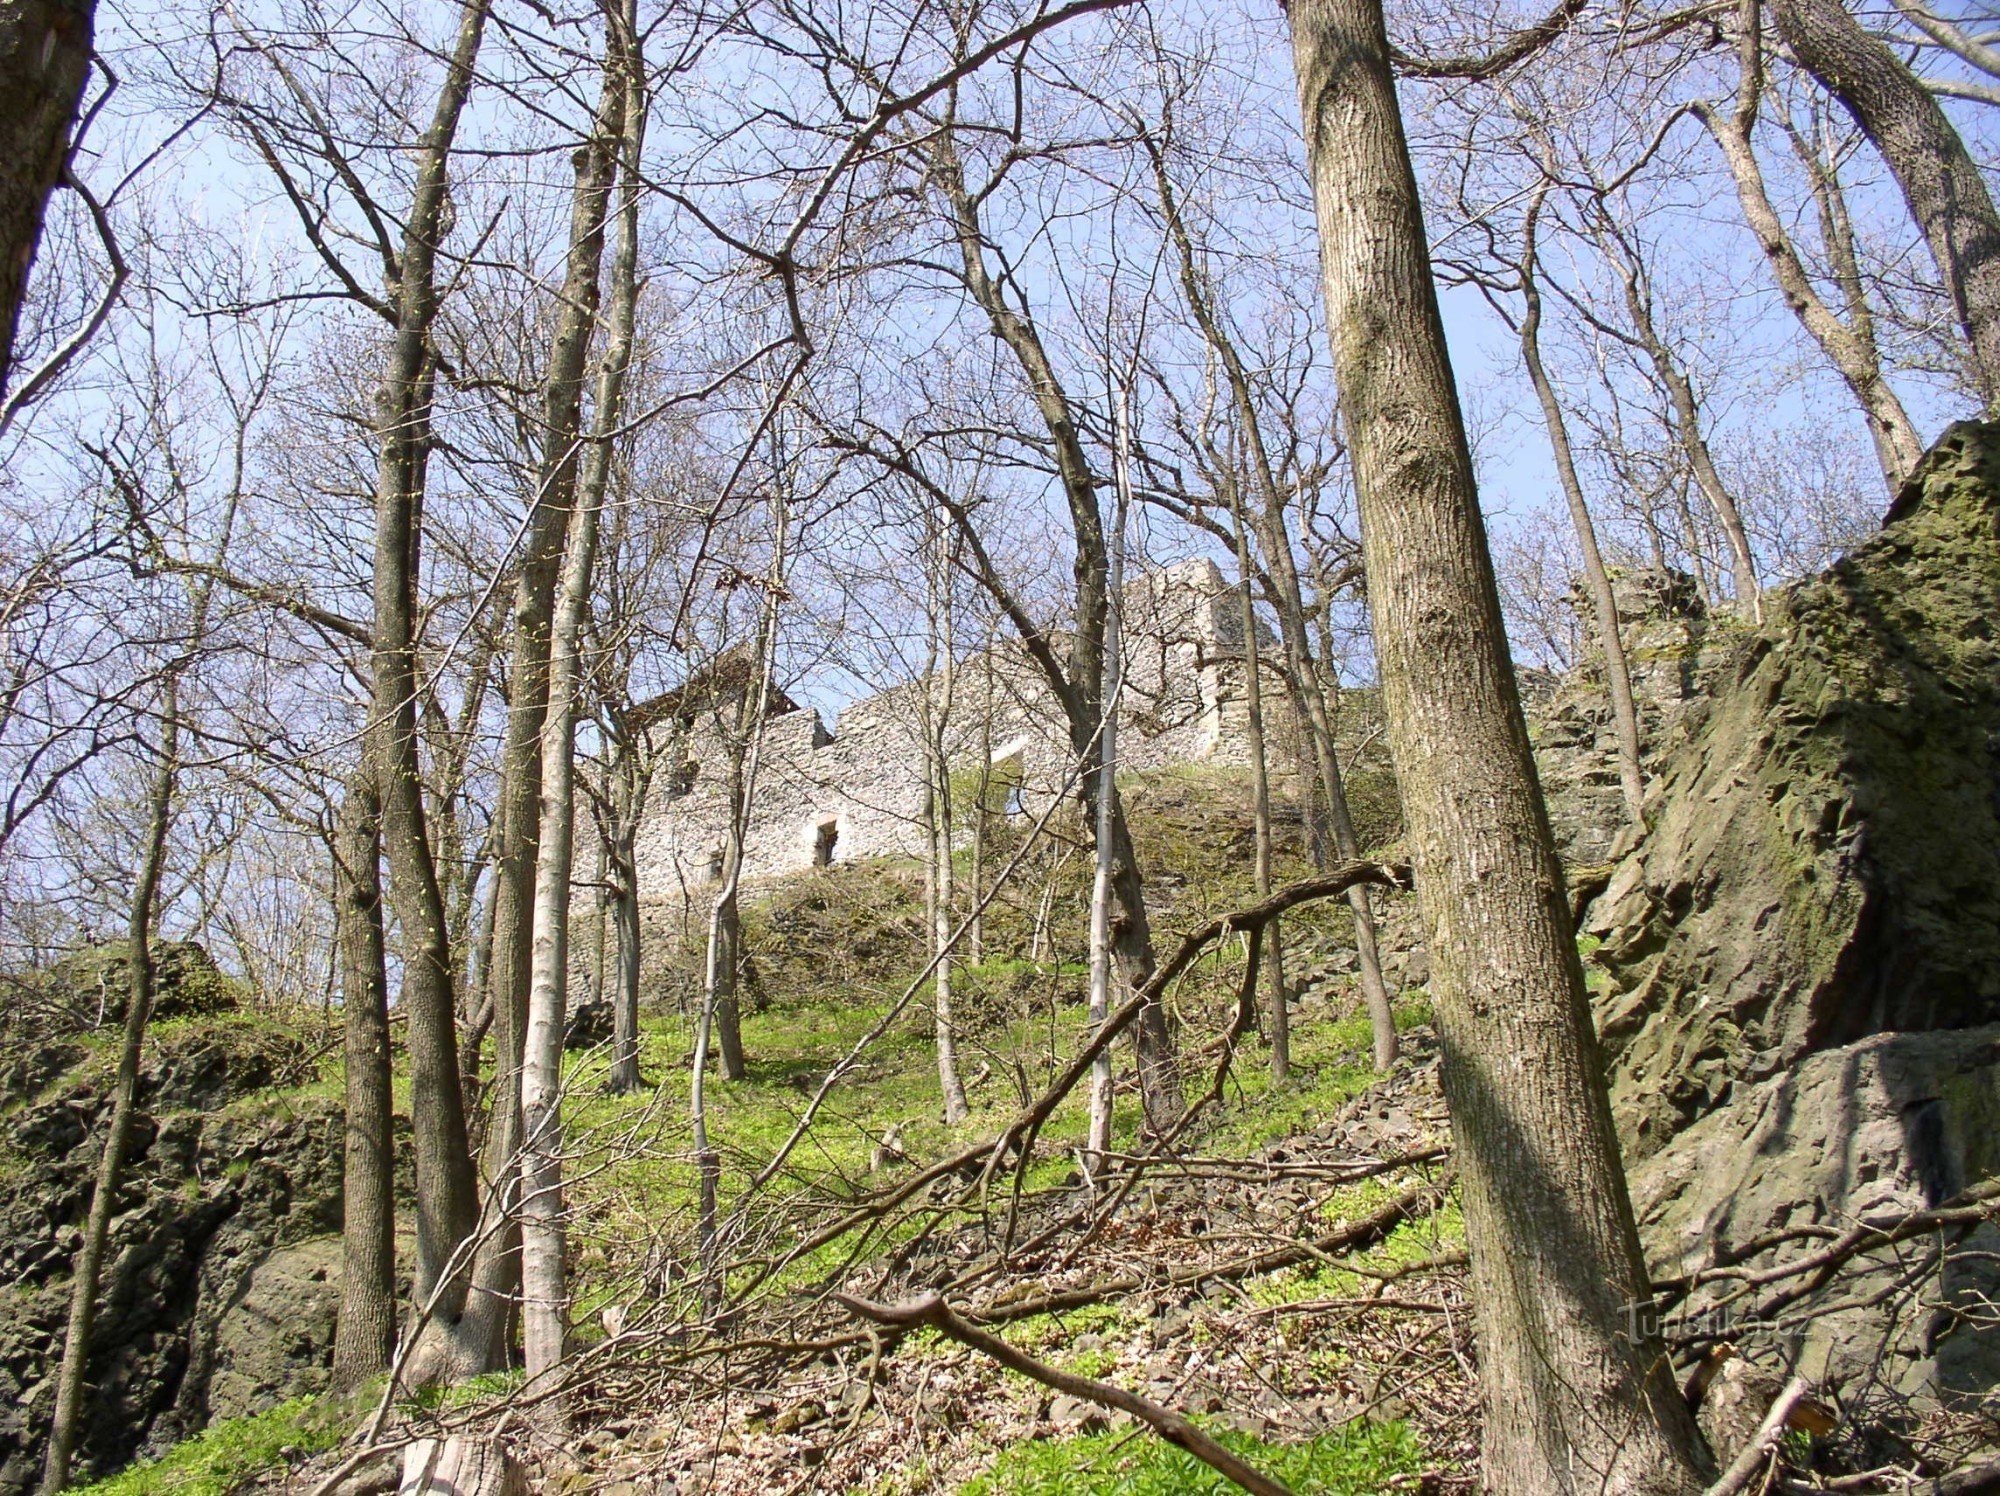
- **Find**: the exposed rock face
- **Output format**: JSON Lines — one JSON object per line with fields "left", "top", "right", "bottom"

{"left": 1630, "top": 1026, "right": 2000, "bottom": 1400}
{"left": 0, "top": 1015, "right": 345, "bottom": 1493}
{"left": 1583, "top": 420, "right": 2000, "bottom": 1161}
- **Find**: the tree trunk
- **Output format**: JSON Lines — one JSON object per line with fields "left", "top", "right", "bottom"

{"left": 694, "top": 496, "right": 787, "bottom": 1295}
{"left": 399, "top": 1438, "right": 527, "bottom": 1496}
{"left": 1225, "top": 481, "right": 1287, "bottom": 1079}
{"left": 41, "top": 686, "right": 176, "bottom": 1494}
{"left": 1770, "top": 0, "right": 2000, "bottom": 406}
{"left": 520, "top": 23, "right": 640, "bottom": 1394}
{"left": 927, "top": 519, "right": 969, "bottom": 1125}
{"left": 1145, "top": 140, "right": 1397, "bottom": 1070}
{"left": 463, "top": 23, "right": 627, "bottom": 1369}
{"left": 935, "top": 140, "right": 1178, "bottom": 1135}
{"left": 603, "top": 748, "right": 645, "bottom": 1094}
{"left": 0, "top": 0, "right": 92, "bottom": 396}
{"left": 1519, "top": 187, "right": 1647, "bottom": 827}
{"left": 1694, "top": 81, "right": 1922, "bottom": 490}
{"left": 1603, "top": 230, "right": 1762, "bottom": 618}
{"left": 368, "top": 0, "right": 490, "bottom": 1385}
{"left": 1286, "top": 1, "right": 1712, "bottom": 1489}
{"left": 332, "top": 769, "right": 397, "bottom": 1387}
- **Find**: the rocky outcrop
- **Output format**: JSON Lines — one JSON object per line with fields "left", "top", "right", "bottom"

{"left": 0, "top": 1013, "right": 345, "bottom": 1494}
{"left": 1630, "top": 1026, "right": 2000, "bottom": 1401}
{"left": 1582, "top": 420, "right": 2000, "bottom": 1160}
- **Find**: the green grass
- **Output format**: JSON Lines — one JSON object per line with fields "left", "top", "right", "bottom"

{"left": 70, "top": 1397, "right": 347, "bottom": 1496}
{"left": 960, "top": 1418, "right": 1423, "bottom": 1494}
{"left": 558, "top": 762, "right": 1427, "bottom": 1317}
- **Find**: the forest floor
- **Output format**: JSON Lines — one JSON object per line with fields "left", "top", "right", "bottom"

{"left": 87, "top": 765, "right": 1492, "bottom": 1494}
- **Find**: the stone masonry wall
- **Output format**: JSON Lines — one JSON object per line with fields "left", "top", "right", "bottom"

{"left": 631, "top": 559, "right": 1290, "bottom": 908}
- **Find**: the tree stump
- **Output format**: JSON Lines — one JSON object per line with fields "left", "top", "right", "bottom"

{"left": 397, "top": 1437, "right": 528, "bottom": 1496}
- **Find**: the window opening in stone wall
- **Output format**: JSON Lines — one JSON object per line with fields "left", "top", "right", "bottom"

{"left": 813, "top": 819, "right": 839, "bottom": 867}
{"left": 705, "top": 846, "right": 724, "bottom": 883}
{"left": 667, "top": 759, "right": 698, "bottom": 797}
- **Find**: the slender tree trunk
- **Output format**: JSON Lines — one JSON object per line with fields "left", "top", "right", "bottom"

{"left": 927, "top": 518, "right": 969, "bottom": 1125}
{"left": 603, "top": 747, "right": 645, "bottom": 1094}
{"left": 694, "top": 497, "right": 787, "bottom": 1292}
{"left": 368, "top": 0, "right": 490, "bottom": 1385}
{"left": 0, "top": 0, "right": 92, "bottom": 396}
{"left": 519, "top": 26, "right": 641, "bottom": 1394}
{"left": 1224, "top": 480, "right": 1287, "bottom": 1079}
{"left": 1083, "top": 397, "right": 1132, "bottom": 1165}
{"left": 41, "top": 687, "right": 177, "bottom": 1494}
{"left": 1146, "top": 142, "right": 1396, "bottom": 1070}
{"left": 332, "top": 769, "right": 397, "bottom": 1388}
{"left": 465, "top": 43, "right": 626, "bottom": 1373}
{"left": 934, "top": 139, "right": 1178, "bottom": 1135}
{"left": 1518, "top": 188, "right": 1647, "bottom": 827}
{"left": 1287, "top": 2, "right": 1711, "bottom": 1488}
{"left": 711, "top": 740, "right": 748, "bottom": 1083}
{"left": 1694, "top": 84, "right": 1922, "bottom": 490}
{"left": 1603, "top": 235, "right": 1762, "bottom": 619}
{"left": 1770, "top": 0, "right": 2000, "bottom": 406}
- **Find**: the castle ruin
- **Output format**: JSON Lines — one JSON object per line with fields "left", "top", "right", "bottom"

{"left": 631, "top": 559, "right": 1288, "bottom": 905}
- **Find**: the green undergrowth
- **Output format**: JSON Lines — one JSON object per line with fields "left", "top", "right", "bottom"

{"left": 960, "top": 1417, "right": 1423, "bottom": 1494}
{"left": 566, "top": 763, "right": 1419, "bottom": 1316}
{"left": 69, "top": 1395, "right": 347, "bottom": 1496}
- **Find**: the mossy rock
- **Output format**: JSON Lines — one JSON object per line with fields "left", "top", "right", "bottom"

{"left": 49, "top": 940, "right": 241, "bottom": 1025}
{"left": 1587, "top": 419, "right": 2000, "bottom": 1157}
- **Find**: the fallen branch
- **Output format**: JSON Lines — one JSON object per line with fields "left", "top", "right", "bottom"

{"left": 743, "top": 862, "right": 1411, "bottom": 1296}
{"left": 835, "top": 1291, "right": 1300, "bottom": 1496}
{"left": 971, "top": 1172, "right": 1452, "bottom": 1326}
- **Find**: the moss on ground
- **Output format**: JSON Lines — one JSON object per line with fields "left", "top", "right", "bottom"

{"left": 959, "top": 1417, "right": 1423, "bottom": 1494}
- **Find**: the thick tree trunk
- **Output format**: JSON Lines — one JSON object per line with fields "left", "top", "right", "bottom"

{"left": 0, "top": 0, "right": 92, "bottom": 395}
{"left": 42, "top": 690, "right": 176, "bottom": 1494}
{"left": 368, "top": 0, "right": 490, "bottom": 1385}
{"left": 332, "top": 770, "right": 397, "bottom": 1387}
{"left": 1287, "top": 2, "right": 1711, "bottom": 1489}
{"left": 1770, "top": 0, "right": 2000, "bottom": 406}
{"left": 1519, "top": 190, "right": 1647, "bottom": 828}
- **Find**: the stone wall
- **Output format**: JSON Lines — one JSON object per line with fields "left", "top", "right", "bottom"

{"left": 632, "top": 559, "right": 1295, "bottom": 909}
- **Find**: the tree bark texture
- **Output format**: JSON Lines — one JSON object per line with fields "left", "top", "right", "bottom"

{"left": 0, "top": 0, "right": 92, "bottom": 395}
{"left": 1770, "top": 0, "right": 2000, "bottom": 407}
{"left": 1287, "top": 1, "right": 1711, "bottom": 1488}
{"left": 332, "top": 769, "right": 398, "bottom": 1387}
{"left": 366, "top": 0, "right": 490, "bottom": 1382}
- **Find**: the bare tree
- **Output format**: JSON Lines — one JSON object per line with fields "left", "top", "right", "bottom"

{"left": 1287, "top": 0, "right": 1711, "bottom": 1487}
{"left": 1770, "top": 0, "right": 2000, "bottom": 405}
{"left": 520, "top": 6, "right": 645, "bottom": 1393}
{"left": 40, "top": 674, "right": 176, "bottom": 1495}
{"left": 1694, "top": 2, "right": 1924, "bottom": 489}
